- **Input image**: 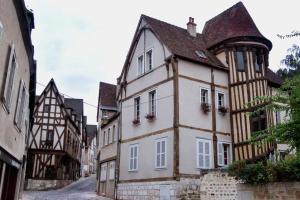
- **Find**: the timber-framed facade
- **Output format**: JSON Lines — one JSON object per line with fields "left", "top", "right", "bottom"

{"left": 96, "top": 2, "right": 283, "bottom": 199}
{"left": 25, "top": 79, "right": 83, "bottom": 190}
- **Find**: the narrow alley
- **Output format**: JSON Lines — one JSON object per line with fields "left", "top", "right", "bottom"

{"left": 23, "top": 175, "right": 110, "bottom": 200}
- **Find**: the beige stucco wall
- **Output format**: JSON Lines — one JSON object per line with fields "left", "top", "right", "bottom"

{"left": 125, "top": 28, "right": 171, "bottom": 83}
{"left": 0, "top": 0, "right": 31, "bottom": 161}
{"left": 100, "top": 118, "right": 118, "bottom": 161}
{"left": 119, "top": 130, "right": 173, "bottom": 181}
{"left": 121, "top": 80, "right": 174, "bottom": 141}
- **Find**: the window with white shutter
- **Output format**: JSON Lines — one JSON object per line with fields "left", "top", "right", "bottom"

{"left": 14, "top": 80, "right": 28, "bottom": 132}
{"left": 129, "top": 144, "right": 138, "bottom": 171}
{"left": 2, "top": 44, "right": 17, "bottom": 112}
{"left": 100, "top": 163, "right": 107, "bottom": 181}
{"left": 197, "top": 139, "right": 211, "bottom": 169}
{"left": 109, "top": 161, "right": 115, "bottom": 180}
{"left": 155, "top": 138, "right": 167, "bottom": 168}
{"left": 217, "top": 142, "right": 231, "bottom": 167}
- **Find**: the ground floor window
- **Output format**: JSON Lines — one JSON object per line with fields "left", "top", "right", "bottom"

{"left": 100, "top": 163, "right": 107, "bottom": 181}
{"left": 217, "top": 142, "right": 232, "bottom": 166}
{"left": 197, "top": 138, "right": 211, "bottom": 169}
{"left": 109, "top": 161, "right": 115, "bottom": 180}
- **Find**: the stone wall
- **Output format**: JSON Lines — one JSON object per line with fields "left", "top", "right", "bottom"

{"left": 237, "top": 182, "right": 300, "bottom": 200}
{"left": 117, "top": 181, "right": 177, "bottom": 200}
{"left": 117, "top": 172, "right": 300, "bottom": 200}
{"left": 25, "top": 179, "right": 73, "bottom": 191}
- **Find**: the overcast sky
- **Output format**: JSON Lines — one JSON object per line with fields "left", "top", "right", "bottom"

{"left": 25, "top": 0, "right": 300, "bottom": 125}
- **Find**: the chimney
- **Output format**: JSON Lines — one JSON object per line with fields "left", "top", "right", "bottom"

{"left": 187, "top": 17, "right": 197, "bottom": 37}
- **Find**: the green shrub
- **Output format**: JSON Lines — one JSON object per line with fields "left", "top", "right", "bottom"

{"left": 227, "top": 155, "right": 300, "bottom": 185}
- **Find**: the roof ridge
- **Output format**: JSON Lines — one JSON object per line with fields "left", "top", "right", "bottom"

{"left": 142, "top": 14, "right": 203, "bottom": 36}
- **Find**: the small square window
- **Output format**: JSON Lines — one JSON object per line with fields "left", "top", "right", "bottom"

{"left": 44, "top": 104, "right": 50, "bottom": 112}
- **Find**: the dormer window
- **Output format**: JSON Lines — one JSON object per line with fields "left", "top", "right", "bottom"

{"left": 195, "top": 50, "right": 207, "bottom": 59}
{"left": 137, "top": 55, "right": 144, "bottom": 76}
{"left": 146, "top": 49, "right": 153, "bottom": 71}
{"left": 236, "top": 51, "right": 245, "bottom": 71}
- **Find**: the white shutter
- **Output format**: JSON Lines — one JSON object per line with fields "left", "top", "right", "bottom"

{"left": 161, "top": 140, "right": 166, "bottom": 167}
{"left": 198, "top": 140, "right": 204, "bottom": 168}
{"left": 204, "top": 142, "right": 210, "bottom": 168}
{"left": 21, "top": 88, "right": 29, "bottom": 131}
{"left": 218, "top": 143, "right": 224, "bottom": 166}
{"left": 129, "top": 146, "right": 133, "bottom": 170}
{"left": 134, "top": 146, "right": 138, "bottom": 170}
{"left": 197, "top": 139, "right": 211, "bottom": 169}
{"left": 156, "top": 141, "right": 160, "bottom": 167}
{"left": 2, "top": 44, "right": 16, "bottom": 110}
{"left": 14, "top": 80, "right": 23, "bottom": 126}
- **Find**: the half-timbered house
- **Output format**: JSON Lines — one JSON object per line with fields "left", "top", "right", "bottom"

{"left": 0, "top": 0, "right": 35, "bottom": 199}
{"left": 25, "top": 79, "right": 83, "bottom": 190}
{"left": 114, "top": 2, "right": 283, "bottom": 199}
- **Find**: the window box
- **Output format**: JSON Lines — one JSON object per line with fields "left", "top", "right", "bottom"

{"left": 201, "top": 103, "right": 211, "bottom": 114}
{"left": 145, "top": 113, "right": 156, "bottom": 121}
{"left": 132, "top": 118, "right": 140, "bottom": 125}
{"left": 218, "top": 106, "right": 228, "bottom": 115}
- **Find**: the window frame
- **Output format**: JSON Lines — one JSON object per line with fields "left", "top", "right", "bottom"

{"left": 217, "top": 141, "right": 232, "bottom": 167}
{"left": 46, "top": 130, "right": 54, "bottom": 146}
{"left": 148, "top": 89, "right": 157, "bottom": 116}
{"left": 100, "top": 163, "right": 107, "bottom": 181}
{"left": 216, "top": 91, "right": 225, "bottom": 108}
{"left": 155, "top": 137, "right": 167, "bottom": 169}
{"left": 196, "top": 138, "right": 212, "bottom": 169}
{"left": 146, "top": 48, "right": 153, "bottom": 72}
{"left": 2, "top": 44, "right": 17, "bottom": 113}
{"left": 137, "top": 54, "right": 144, "bottom": 76}
{"left": 134, "top": 96, "right": 141, "bottom": 121}
{"left": 254, "top": 52, "right": 262, "bottom": 72}
{"left": 14, "top": 80, "right": 28, "bottom": 132}
{"left": 108, "top": 128, "right": 112, "bottom": 144}
{"left": 200, "top": 87, "right": 210, "bottom": 105}
{"left": 235, "top": 51, "right": 246, "bottom": 71}
{"left": 128, "top": 144, "right": 139, "bottom": 171}
{"left": 109, "top": 161, "right": 115, "bottom": 180}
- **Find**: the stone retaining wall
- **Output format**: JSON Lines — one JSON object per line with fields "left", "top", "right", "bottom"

{"left": 117, "top": 172, "right": 300, "bottom": 200}
{"left": 237, "top": 182, "right": 300, "bottom": 200}
{"left": 25, "top": 179, "right": 73, "bottom": 191}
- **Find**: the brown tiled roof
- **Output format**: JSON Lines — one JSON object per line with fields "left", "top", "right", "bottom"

{"left": 142, "top": 15, "right": 225, "bottom": 69}
{"left": 99, "top": 82, "right": 117, "bottom": 108}
{"left": 202, "top": 2, "right": 272, "bottom": 49}
{"left": 266, "top": 68, "right": 283, "bottom": 87}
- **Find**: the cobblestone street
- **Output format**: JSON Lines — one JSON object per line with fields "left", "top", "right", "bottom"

{"left": 23, "top": 175, "right": 110, "bottom": 200}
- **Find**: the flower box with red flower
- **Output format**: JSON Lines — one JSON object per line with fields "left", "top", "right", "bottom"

{"left": 145, "top": 113, "right": 156, "bottom": 121}
{"left": 201, "top": 103, "right": 211, "bottom": 114}
{"left": 132, "top": 118, "right": 140, "bottom": 125}
{"left": 218, "top": 106, "right": 228, "bottom": 115}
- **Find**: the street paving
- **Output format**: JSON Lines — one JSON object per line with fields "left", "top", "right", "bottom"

{"left": 23, "top": 175, "right": 110, "bottom": 200}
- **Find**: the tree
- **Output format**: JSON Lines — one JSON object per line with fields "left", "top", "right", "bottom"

{"left": 276, "top": 44, "right": 300, "bottom": 79}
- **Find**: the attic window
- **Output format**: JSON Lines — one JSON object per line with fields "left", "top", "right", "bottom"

{"left": 195, "top": 50, "right": 207, "bottom": 59}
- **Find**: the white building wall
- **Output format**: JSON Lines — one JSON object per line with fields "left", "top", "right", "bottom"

{"left": 119, "top": 130, "right": 173, "bottom": 181}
